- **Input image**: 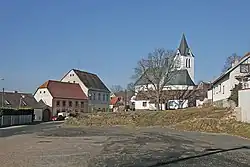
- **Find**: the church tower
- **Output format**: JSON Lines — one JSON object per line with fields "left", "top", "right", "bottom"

{"left": 175, "top": 34, "right": 195, "bottom": 82}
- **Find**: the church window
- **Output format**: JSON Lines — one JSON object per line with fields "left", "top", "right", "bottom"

{"left": 186, "top": 59, "right": 191, "bottom": 68}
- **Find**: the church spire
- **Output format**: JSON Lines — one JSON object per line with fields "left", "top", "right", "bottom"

{"left": 178, "top": 33, "right": 190, "bottom": 56}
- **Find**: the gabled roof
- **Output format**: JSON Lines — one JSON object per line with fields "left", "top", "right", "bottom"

{"left": 135, "top": 69, "right": 195, "bottom": 86}
{"left": 212, "top": 52, "right": 250, "bottom": 85}
{"left": 110, "top": 97, "right": 120, "bottom": 105}
{"left": 0, "top": 91, "right": 45, "bottom": 109}
{"left": 72, "top": 69, "right": 110, "bottom": 92}
{"left": 178, "top": 34, "right": 191, "bottom": 56}
{"left": 38, "top": 80, "right": 88, "bottom": 100}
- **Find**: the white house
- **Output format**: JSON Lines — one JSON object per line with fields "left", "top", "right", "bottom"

{"left": 134, "top": 34, "right": 196, "bottom": 110}
{"left": 34, "top": 80, "right": 88, "bottom": 117}
{"left": 60, "top": 69, "right": 111, "bottom": 112}
{"left": 208, "top": 52, "right": 250, "bottom": 107}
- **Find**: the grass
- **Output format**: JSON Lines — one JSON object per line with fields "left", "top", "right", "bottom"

{"left": 65, "top": 107, "right": 250, "bottom": 139}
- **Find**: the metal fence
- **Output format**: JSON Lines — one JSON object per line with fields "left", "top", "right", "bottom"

{"left": 0, "top": 115, "right": 32, "bottom": 127}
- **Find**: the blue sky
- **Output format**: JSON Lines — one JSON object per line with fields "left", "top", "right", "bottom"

{"left": 0, "top": 0, "right": 250, "bottom": 93}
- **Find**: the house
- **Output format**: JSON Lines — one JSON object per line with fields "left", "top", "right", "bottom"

{"left": 60, "top": 69, "right": 110, "bottom": 112}
{"left": 34, "top": 80, "right": 88, "bottom": 117}
{"left": 110, "top": 91, "right": 135, "bottom": 111}
{"left": 208, "top": 52, "right": 250, "bottom": 107}
{"left": 0, "top": 91, "right": 47, "bottom": 122}
{"left": 133, "top": 34, "right": 196, "bottom": 110}
{"left": 195, "top": 81, "right": 212, "bottom": 107}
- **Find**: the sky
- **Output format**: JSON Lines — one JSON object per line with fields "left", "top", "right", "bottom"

{"left": 0, "top": 0, "right": 250, "bottom": 93}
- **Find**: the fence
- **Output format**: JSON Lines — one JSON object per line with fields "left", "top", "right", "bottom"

{"left": 0, "top": 115, "right": 32, "bottom": 127}
{"left": 0, "top": 108, "right": 34, "bottom": 127}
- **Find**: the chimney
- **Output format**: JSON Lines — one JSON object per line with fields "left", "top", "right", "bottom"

{"left": 231, "top": 58, "right": 239, "bottom": 67}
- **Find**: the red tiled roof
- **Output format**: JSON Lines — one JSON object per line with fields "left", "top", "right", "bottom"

{"left": 110, "top": 97, "right": 120, "bottom": 105}
{"left": 39, "top": 80, "right": 88, "bottom": 100}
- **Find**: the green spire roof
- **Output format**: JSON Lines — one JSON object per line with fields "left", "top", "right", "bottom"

{"left": 178, "top": 34, "right": 190, "bottom": 56}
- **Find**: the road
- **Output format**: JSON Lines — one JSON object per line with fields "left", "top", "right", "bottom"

{"left": 0, "top": 121, "right": 63, "bottom": 137}
{"left": 1, "top": 122, "right": 250, "bottom": 166}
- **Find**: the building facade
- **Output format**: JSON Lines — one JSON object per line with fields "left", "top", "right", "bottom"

{"left": 60, "top": 69, "right": 110, "bottom": 112}
{"left": 208, "top": 52, "right": 250, "bottom": 107}
{"left": 34, "top": 80, "right": 88, "bottom": 116}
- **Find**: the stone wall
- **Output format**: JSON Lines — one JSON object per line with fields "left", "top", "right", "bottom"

{"left": 213, "top": 99, "right": 236, "bottom": 109}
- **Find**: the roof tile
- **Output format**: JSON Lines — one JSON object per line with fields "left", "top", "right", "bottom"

{"left": 39, "top": 80, "right": 88, "bottom": 100}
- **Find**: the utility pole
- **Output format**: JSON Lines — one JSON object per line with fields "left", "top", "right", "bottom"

{"left": 1, "top": 78, "right": 4, "bottom": 108}
{"left": 1, "top": 88, "right": 4, "bottom": 108}
{"left": 124, "top": 89, "right": 127, "bottom": 111}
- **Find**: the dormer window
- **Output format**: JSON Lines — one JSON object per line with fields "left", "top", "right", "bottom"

{"left": 22, "top": 101, "right": 27, "bottom": 106}
{"left": 4, "top": 100, "right": 10, "bottom": 105}
{"left": 240, "top": 64, "right": 249, "bottom": 73}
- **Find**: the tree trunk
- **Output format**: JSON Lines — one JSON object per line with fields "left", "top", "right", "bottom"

{"left": 156, "top": 94, "right": 160, "bottom": 111}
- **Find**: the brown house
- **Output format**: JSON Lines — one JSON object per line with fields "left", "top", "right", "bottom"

{"left": 34, "top": 80, "right": 88, "bottom": 117}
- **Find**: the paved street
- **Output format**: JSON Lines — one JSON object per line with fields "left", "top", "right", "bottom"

{"left": 1, "top": 123, "right": 250, "bottom": 166}
{"left": 0, "top": 121, "right": 63, "bottom": 137}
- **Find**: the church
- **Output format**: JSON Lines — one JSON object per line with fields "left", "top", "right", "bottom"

{"left": 131, "top": 34, "right": 196, "bottom": 110}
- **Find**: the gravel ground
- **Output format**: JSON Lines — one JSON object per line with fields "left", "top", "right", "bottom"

{"left": 1, "top": 123, "right": 250, "bottom": 167}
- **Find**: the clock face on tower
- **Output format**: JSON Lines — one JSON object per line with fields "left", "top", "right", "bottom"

{"left": 240, "top": 64, "right": 249, "bottom": 73}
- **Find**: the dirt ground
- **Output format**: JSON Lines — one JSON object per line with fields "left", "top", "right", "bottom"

{"left": 1, "top": 123, "right": 250, "bottom": 167}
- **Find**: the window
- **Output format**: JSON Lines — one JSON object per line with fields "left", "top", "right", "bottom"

{"left": 142, "top": 102, "right": 147, "bottom": 107}
{"left": 98, "top": 93, "right": 101, "bottom": 100}
{"left": 103, "top": 94, "right": 105, "bottom": 101}
{"left": 73, "top": 81, "right": 75, "bottom": 83}
{"left": 132, "top": 102, "right": 135, "bottom": 105}
{"left": 62, "top": 101, "right": 66, "bottom": 107}
{"left": 69, "top": 101, "right": 72, "bottom": 107}
{"left": 93, "top": 93, "right": 96, "bottom": 100}
{"left": 245, "top": 83, "right": 249, "bottom": 89}
{"left": 75, "top": 101, "right": 79, "bottom": 107}
{"left": 80, "top": 109, "right": 84, "bottom": 112}
{"left": 219, "top": 84, "right": 221, "bottom": 92}
{"left": 43, "top": 91, "right": 45, "bottom": 93}
{"left": 106, "top": 94, "right": 109, "bottom": 101}
{"left": 240, "top": 64, "right": 249, "bottom": 73}
{"left": 89, "top": 93, "right": 92, "bottom": 100}
{"left": 56, "top": 110, "right": 60, "bottom": 114}
{"left": 186, "top": 59, "right": 191, "bottom": 68}
{"left": 40, "top": 91, "right": 42, "bottom": 94}
{"left": 222, "top": 85, "right": 225, "bottom": 94}
{"left": 56, "top": 100, "right": 60, "bottom": 106}
{"left": 81, "top": 101, "right": 84, "bottom": 108}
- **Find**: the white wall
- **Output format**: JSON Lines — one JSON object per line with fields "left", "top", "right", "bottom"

{"left": 207, "top": 90, "right": 212, "bottom": 100}
{"left": 212, "top": 57, "right": 250, "bottom": 102}
{"left": 135, "top": 84, "right": 194, "bottom": 94}
{"left": 238, "top": 89, "right": 250, "bottom": 123}
{"left": 212, "top": 76, "right": 231, "bottom": 102}
{"left": 135, "top": 100, "right": 150, "bottom": 110}
{"left": 34, "top": 109, "right": 43, "bottom": 122}
{"left": 61, "top": 70, "right": 89, "bottom": 94}
{"left": 34, "top": 88, "right": 53, "bottom": 107}
{"left": 61, "top": 70, "right": 110, "bottom": 111}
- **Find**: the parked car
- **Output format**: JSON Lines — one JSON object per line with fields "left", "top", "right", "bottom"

{"left": 51, "top": 116, "right": 58, "bottom": 121}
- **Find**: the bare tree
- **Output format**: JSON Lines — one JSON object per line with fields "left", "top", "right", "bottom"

{"left": 132, "top": 48, "right": 179, "bottom": 110}
{"left": 222, "top": 53, "right": 241, "bottom": 73}
{"left": 110, "top": 85, "right": 124, "bottom": 93}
